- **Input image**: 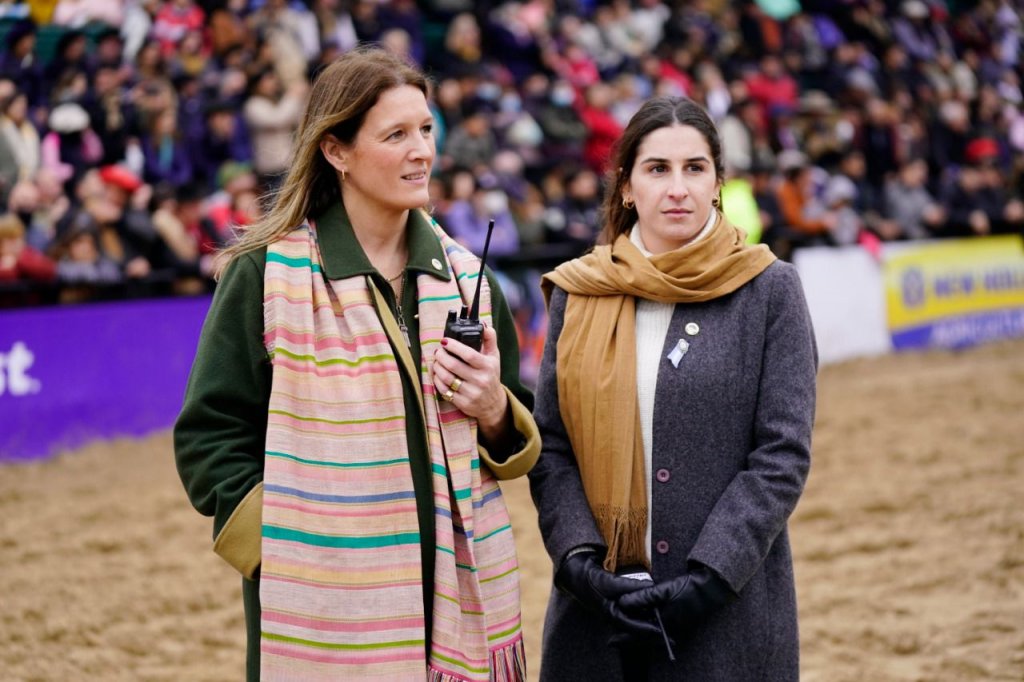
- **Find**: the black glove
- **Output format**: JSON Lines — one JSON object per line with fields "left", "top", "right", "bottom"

{"left": 617, "top": 562, "right": 737, "bottom": 635}
{"left": 555, "top": 551, "right": 663, "bottom": 638}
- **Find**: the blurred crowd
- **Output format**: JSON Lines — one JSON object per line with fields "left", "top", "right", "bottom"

{"left": 1, "top": 0, "right": 1023, "bottom": 314}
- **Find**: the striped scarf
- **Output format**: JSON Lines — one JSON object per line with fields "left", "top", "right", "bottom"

{"left": 259, "top": 219, "right": 525, "bottom": 680}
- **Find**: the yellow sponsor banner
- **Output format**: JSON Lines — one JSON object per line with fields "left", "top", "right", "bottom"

{"left": 884, "top": 236, "right": 1024, "bottom": 332}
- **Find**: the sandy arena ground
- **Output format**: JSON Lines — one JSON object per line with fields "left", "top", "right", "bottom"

{"left": 1, "top": 338, "right": 1022, "bottom": 681}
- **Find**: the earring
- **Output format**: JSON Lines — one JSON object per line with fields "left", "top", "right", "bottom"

{"left": 622, "top": 197, "right": 635, "bottom": 209}
{"left": 341, "top": 169, "right": 347, "bottom": 182}
{"left": 711, "top": 196, "right": 720, "bottom": 208}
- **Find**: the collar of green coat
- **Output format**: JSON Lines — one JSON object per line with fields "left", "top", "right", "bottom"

{"left": 314, "top": 201, "right": 452, "bottom": 283}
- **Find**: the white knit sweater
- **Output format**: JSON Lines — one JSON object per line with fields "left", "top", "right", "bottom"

{"left": 630, "top": 211, "right": 717, "bottom": 554}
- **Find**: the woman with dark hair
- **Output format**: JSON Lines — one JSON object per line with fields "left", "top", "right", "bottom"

{"left": 175, "top": 48, "right": 539, "bottom": 681}
{"left": 529, "top": 96, "right": 818, "bottom": 680}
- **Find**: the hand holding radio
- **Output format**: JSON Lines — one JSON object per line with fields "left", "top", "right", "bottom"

{"left": 442, "top": 219, "right": 494, "bottom": 351}
{"left": 433, "top": 218, "right": 508, "bottom": 432}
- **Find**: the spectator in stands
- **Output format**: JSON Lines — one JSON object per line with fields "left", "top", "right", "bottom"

{"left": 242, "top": 66, "right": 307, "bottom": 190}
{"left": 128, "top": 39, "right": 176, "bottom": 132}
{"left": 41, "top": 29, "right": 89, "bottom": 100}
{"left": 84, "top": 64, "right": 136, "bottom": 166}
{"left": 378, "top": 0, "right": 424, "bottom": 66}
{"left": 246, "top": 0, "right": 318, "bottom": 84}
{"left": 0, "top": 92, "right": 39, "bottom": 193}
{"left": 530, "top": 96, "right": 815, "bottom": 681}
{"left": 792, "top": 90, "right": 845, "bottom": 168}
{"left": 89, "top": 26, "right": 125, "bottom": 73}
{"left": 545, "top": 164, "right": 601, "bottom": 254}
{"left": 206, "top": 0, "right": 249, "bottom": 58}
{"left": 600, "top": 0, "right": 647, "bottom": 64}
{"left": 192, "top": 100, "right": 250, "bottom": 193}
{"left": 140, "top": 108, "right": 191, "bottom": 188}
{"left": 310, "top": 0, "right": 358, "bottom": 57}
{"left": 151, "top": 0, "right": 205, "bottom": 58}
{"left": 532, "top": 76, "right": 588, "bottom": 170}
{"left": 149, "top": 181, "right": 200, "bottom": 279}
{"left": 0, "top": 20, "right": 42, "bottom": 107}
{"left": 204, "top": 160, "right": 257, "bottom": 237}
{"left": 606, "top": 71, "right": 645, "bottom": 128}
{"left": 443, "top": 172, "right": 520, "bottom": 258}
{"left": 81, "top": 164, "right": 180, "bottom": 286}
{"left": 834, "top": 149, "right": 898, "bottom": 241}
{"left": 942, "top": 138, "right": 1024, "bottom": 237}
{"left": 167, "top": 28, "right": 209, "bottom": 79}
{"left": 557, "top": 13, "right": 625, "bottom": 80}
{"left": 52, "top": 210, "right": 123, "bottom": 300}
{"left": 432, "top": 11, "right": 482, "bottom": 78}
{"left": 719, "top": 97, "right": 761, "bottom": 175}
{"left": 854, "top": 97, "right": 901, "bottom": 194}
{"left": 50, "top": 0, "right": 123, "bottom": 28}
{"left": 485, "top": 2, "right": 545, "bottom": 84}
{"left": 0, "top": 211, "right": 56, "bottom": 283}
{"left": 892, "top": 0, "right": 954, "bottom": 64}
{"left": 578, "top": 81, "right": 623, "bottom": 175}
{"left": 41, "top": 101, "right": 103, "bottom": 194}
{"left": 14, "top": 169, "right": 70, "bottom": 251}
{"left": 744, "top": 53, "right": 799, "bottom": 126}
{"left": 822, "top": 174, "right": 864, "bottom": 247}
{"left": 929, "top": 98, "right": 971, "bottom": 182}
{"left": 441, "top": 106, "right": 497, "bottom": 172}
{"left": 750, "top": 159, "right": 785, "bottom": 245}
{"left": 774, "top": 149, "right": 835, "bottom": 258}
{"left": 884, "top": 158, "right": 946, "bottom": 240}
{"left": 174, "top": 48, "right": 539, "bottom": 680}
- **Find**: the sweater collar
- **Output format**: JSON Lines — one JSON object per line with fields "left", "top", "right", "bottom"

{"left": 314, "top": 201, "right": 451, "bottom": 282}
{"left": 628, "top": 208, "right": 718, "bottom": 257}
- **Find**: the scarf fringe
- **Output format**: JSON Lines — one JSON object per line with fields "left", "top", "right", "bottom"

{"left": 593, "top": 505, "right": 650, "bottom": 573}
{"left": 427, "top": 638, "right": 526, "bottom": 682}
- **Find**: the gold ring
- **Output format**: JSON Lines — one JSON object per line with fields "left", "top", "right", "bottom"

{"left": 442, "top": 388, "right": 455, "bottom": 402}
{"left": 449, "top": 378, "right": 463, "bottom": 393}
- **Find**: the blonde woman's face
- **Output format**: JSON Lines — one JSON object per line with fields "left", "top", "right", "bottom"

{"left": 340, "top": 85, "right": 435, "bottom": 220}
{"left": 623, "top": 124, "right": 720, "bottom": 254}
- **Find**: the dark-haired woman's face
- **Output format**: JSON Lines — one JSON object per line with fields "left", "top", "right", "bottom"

{"left": 622, "top": 123, "right": 720, "bottom": 253}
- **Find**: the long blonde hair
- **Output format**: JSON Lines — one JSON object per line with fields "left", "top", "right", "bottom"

{"left": 215, "top": 47, "right": 429, "bottom": 277}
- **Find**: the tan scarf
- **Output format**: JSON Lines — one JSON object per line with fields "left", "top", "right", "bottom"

{"left": 540, "top": 213, "right": 776, "bottom": 571}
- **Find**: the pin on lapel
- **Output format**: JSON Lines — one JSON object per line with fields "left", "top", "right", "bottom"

{"left": 667, "top": 338, "right": 690, "bottom": 368}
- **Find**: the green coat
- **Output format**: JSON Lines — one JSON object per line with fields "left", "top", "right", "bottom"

{"left": 174, "top": 204, "right": 540, "bottom": 679}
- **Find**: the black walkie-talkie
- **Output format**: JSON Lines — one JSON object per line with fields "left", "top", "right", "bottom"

{"left": 443, "top": 218, "right": 494, "bottom": 351}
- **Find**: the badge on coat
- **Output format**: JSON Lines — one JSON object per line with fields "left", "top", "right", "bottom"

{"left": 667, "top": 338, "right": 690, "bottom": 368}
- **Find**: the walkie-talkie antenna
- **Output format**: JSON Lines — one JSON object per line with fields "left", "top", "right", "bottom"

{"left": 467, "top": 219, "right": 495, "bottom": 321}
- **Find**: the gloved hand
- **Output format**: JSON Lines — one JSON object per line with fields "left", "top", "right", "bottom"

{"left": 555, "top": 551, "right": 663, "bottom": 638}
{"left": 617, "top": 562, "right": 737, "bottom": 635}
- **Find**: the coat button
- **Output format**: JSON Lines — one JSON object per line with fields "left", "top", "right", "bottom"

{"left": 685, "top": 322, "right": 700, "bottom": 335}
{"left": 655, "top": 468, "right": 671, "bottom": 483}
{"left": 655, "top": 540, "right": 670, "bottom": 555}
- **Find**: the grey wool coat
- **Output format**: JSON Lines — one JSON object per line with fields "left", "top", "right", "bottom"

{"left": 529, "top": 260, "right": 818, "bottom": 681}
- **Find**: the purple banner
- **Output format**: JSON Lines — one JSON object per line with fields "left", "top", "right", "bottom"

{"left": 0, "top": 297, "right": 211, "bottom": 461}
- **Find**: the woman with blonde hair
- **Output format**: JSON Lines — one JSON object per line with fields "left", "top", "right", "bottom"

{"left": 175, "top": 48, "right": 539, "bottom": 681}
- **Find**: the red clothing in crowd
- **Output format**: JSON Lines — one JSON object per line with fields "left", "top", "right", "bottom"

{"left": 152, "top": 2, "right": 206, "bottom": 57}
{"left": 745, "top": 72, "right": 798, "bottom": 117}
{"left": 578, "top": 105, "right": 622, "bottom": 176}
{"left": 0, "top": 246, "right": 58, "bottom": 283}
